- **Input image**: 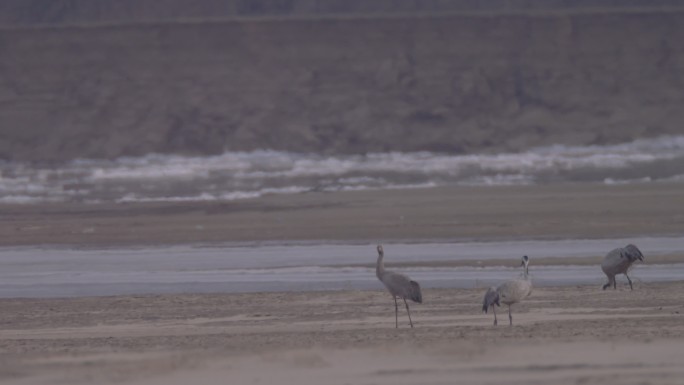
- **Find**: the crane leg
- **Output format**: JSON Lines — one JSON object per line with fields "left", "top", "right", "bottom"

{"left": 508, "top": 306, "right": 513, "bottom": 326}
{"left": 603, "top": 276, "right": 617, "bottom": 290}
{"left": 403, "top": 297, "right": 414, "bottom": 328}
{"left": 625, "top": 273, "right": 633, "bottom": 290}
{"left": 493, "top": 305, "right": 498, "bottom": 326}
{"left": 394, "top": 296, "right": 399, "bottom": 328}
{"left": 613, "top": 278, "right": 617, "bottom": 290}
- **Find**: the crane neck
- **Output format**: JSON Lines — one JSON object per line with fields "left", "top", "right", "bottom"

{"left": 376, "top": 251, "right": 385, "bottom": 279}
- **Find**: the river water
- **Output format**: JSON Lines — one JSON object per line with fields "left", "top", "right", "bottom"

{"left": 0, "top": 236, "right": 682, "bottom": 298}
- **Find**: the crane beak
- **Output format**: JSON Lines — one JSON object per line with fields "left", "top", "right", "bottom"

{"left": 521, "top": 255, "right": 529, "bottom": 266}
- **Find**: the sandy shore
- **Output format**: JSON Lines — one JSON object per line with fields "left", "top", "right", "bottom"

{"left": 1, "top": 182, "right": 683, "bottom": 384}
{"left": 1, "top": 182, "right": 683, "bottom": 246}
{"left": 0, "top": 282, "right": 682, "bottom": 384}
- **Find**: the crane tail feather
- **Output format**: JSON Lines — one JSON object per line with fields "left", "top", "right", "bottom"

{"left": 482, "top": 287, "right": 500, "bottom": 313}
{"left": 409, "top": 280, "right": 422, "bottom": 304}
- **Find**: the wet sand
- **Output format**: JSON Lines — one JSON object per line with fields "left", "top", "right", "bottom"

{"left": 1, "top": 182, "right": 683, "bottom": 247}
{"left": 1, "top": 182, "right": 683, "bottom": 384}
{"left": 0, "top": 282, "right": 683, "bottom": 384}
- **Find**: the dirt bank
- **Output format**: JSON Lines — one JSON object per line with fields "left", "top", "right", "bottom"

{"left": 1, "top": 8, "right": 684, "bottom": 162}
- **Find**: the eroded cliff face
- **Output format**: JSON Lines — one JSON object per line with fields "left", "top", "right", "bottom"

{"left": 3, "top": 0, "right": 683, "bottom": 26}
{"left": 1, "top": 10, "right": 683, "bottom": 162}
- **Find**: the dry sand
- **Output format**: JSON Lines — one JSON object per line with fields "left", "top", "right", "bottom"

{"left": 1, "top": 182, "right": 683, "bottom": 384}
{"left": 0, "top": 282, "right": 683, "bottom": 384}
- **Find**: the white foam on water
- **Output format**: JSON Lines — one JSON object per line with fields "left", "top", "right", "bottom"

{"left": 115, "top": 186, "right": 312, "bottom": 203}
{"left": 2, "top": 135, "right": 684, "bottom": 204}
{"left": 603, "top": 177, "right": 653, "bottom": 185}
{"left": 0, "top": 195, "right": 61, "bottom": 204}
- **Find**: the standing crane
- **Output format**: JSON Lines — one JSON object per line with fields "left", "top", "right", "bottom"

{"left": 482, "top": 255, "right": 532, "bottom": 326}
{"left": 601, "top": 244, "right": 644, "bottom": 290}
{"left": 375, "top": 245, "right": 422, "bottom": 328}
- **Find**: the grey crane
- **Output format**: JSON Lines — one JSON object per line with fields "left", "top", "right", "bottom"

{"left": 375, "top": 245, "right": 422, "bottom": 328}
{"left": 482, "top": 255, "right": 532, "bottom": 326}
{"left": 601, "top": 244, "right": 645, "bottom": 290}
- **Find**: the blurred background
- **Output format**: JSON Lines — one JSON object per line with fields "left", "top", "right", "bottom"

{"left": 1, "top": 0, "right": 683, "bottom": 203}
{"left": 2, "top": 4, "right": 684, "bottom": 384}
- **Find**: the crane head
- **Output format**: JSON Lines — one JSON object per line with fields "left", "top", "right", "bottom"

{"left": 377, "top": 245, "right": 384, "bottom": 256}
{"left": 624, "top": 244, "right": 645, "bottom": 262}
